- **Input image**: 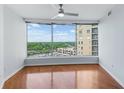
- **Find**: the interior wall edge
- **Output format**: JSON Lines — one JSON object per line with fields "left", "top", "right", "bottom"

{"left": 0, "top": 4, "right": 4, "bottom": 89}
{"left": 99, "top": 62, "right": 124, "bottom": 88}
{"left": 98, "top": 5, "right": 116, "bottom": 23}
{"left": 98, "top": 5, "right": 124, "bottom": 89}
{"left": 3, "top": 5, "right": 26, "bottom": 80}
{"left": 0, "top": 81, "right": 4, "bottom": 89}
{"left": 3, "top": 65, "right": 25, "bottom": 88}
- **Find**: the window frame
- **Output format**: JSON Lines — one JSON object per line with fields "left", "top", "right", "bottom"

{"left": 26, "top": 23, "right": 98, "bottom": 57}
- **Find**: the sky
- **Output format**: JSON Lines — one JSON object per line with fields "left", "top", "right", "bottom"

{"left": 28, "top": 23, "right": 76, "bottom": 42}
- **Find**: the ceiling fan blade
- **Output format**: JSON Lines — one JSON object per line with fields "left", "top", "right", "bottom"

{"left": 51, "top": 4, "right": 58, "bottom": 11}
{"left": 64, "top": 12, "right": 79, "bottom": 16}
{"left": 51, "top": 14, "right": 59, "bottom": 19}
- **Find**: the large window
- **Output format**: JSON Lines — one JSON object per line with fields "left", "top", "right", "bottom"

{"left": 76, "top": 25, "right": 98, "bottom": 56}
{"left": 27, "top": 24, "right": 52, "bottom": 57}
{"left": 52, "top": 24, "right": 76, "bottom": 56}
{"left": 27, "top": 23, "right": 98, "bottom": 57}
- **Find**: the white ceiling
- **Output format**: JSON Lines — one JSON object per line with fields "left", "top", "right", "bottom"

{"left": 7, "top": 4, "right": 115, "bottom": 21}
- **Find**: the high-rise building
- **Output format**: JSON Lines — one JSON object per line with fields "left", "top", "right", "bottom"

{"left": 77, "top": 25, "right": 98, "bottom": 56}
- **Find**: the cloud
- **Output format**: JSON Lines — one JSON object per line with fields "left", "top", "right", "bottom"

{"left": 53, "top": 35, "right": 75, "bottom": 42}
{"left": 28, "top": 29, "right": 52, "bottom": 42}
{"left": 70, "top": 29, "right": 75, "bottom": 33}
{"left": 28, "top": 34, "right": 51, "bottom": 42}
{"left": 54, "top": 33, "right": 68, "bottom": 36}
{"left": 30, "top": 24, "right": 41, "bottom": 28}
{"left": 27, "top": 24, "right": 76, "bottom": 42}
{"left": 53, "top": 25, "right": 57, "bottom": 28}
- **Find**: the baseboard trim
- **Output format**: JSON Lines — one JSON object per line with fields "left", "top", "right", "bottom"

{"left": 0, "top": 81, "right": 4, "bottom": 89}
{"left": 2, "top": 65, "right": 24, "bottom": 88}
{"left": 99, "top": 63, "right": 124, "bottom": 88}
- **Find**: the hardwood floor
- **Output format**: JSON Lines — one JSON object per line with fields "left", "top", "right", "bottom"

{"left": 3, "top": 64, "right": 123, "bottom": 89}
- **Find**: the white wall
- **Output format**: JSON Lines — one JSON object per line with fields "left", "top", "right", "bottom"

{"left": 0, "top": 5, "right": 4, "bottom": 88}
{"left": 99, "top": 5, "right": 124, "bottom": 87}
{"left": 3, "top": 6, "right": 26, "bottom": 80}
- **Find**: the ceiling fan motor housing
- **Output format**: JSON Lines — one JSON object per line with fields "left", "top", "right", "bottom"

{"left": 59, "top": 4, "right": 64, "bottom": 13}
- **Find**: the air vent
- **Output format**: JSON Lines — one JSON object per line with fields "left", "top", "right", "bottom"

{"left": 25, "top": 21, "right": 31, "bottom": 23}
{"left": 108, "top": 11, "right": 112, "bottom": 16}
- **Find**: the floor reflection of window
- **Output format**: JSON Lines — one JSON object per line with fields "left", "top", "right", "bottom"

{"left": 77, "top": 70, "right": 98, "bottom": 88}
{"left": 53, "top": 72, "right": 76, "bottom": 89}
{"left": 26, "top": 73, "right": 51, "bottom": 89}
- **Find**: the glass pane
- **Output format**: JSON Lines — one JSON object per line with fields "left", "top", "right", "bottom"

{"left": 53, "top": 24, "right": 76, "bottom": 56}
{"left": 27, "top": 23, "right": 52, "bottom": 57}
{"left": 76, "top": 25, "right": 98, "bottom": 56}
{"left": 27, "top": 23, "right": 98, "bottom": 57}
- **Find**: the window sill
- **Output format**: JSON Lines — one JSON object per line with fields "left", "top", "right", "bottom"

{"left": 26, "top": 56, "right": 98, "bottom": 60}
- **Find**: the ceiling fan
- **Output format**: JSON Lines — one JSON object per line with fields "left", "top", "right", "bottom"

{"left": 51, "top": 4, "right": 79, "bottom": 19}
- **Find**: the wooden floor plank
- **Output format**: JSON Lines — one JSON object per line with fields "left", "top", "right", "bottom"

{"left": 3, "top": 64, "right": 123, "bottom": 89}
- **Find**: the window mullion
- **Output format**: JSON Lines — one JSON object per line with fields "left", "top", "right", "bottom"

{"left": 51, "top": 24, "right": 53, "bottom": 56}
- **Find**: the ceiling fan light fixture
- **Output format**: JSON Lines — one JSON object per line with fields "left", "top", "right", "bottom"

{"left": 58, "top": 13, "right": 64, "bottom": 17}
{"left": 51, "top": 4, "right": 79, "bottom": 19}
